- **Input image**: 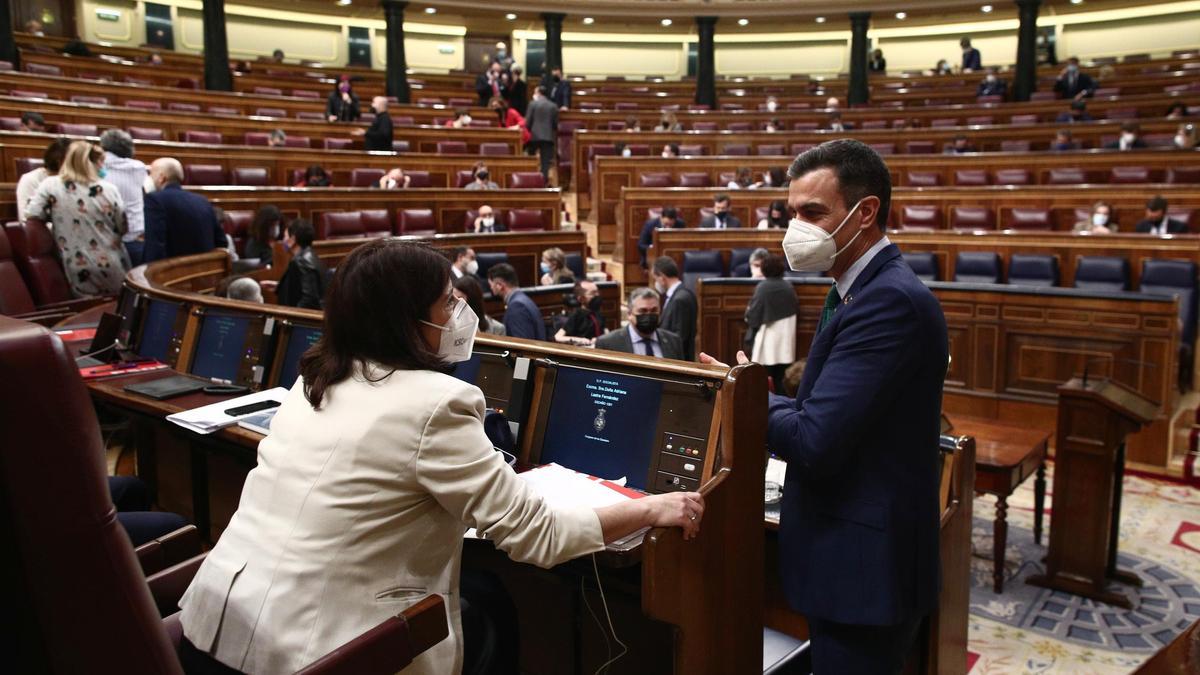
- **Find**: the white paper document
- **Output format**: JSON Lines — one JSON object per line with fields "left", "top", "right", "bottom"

{"left": 465, "top": 463, "right": 634, "bottom": 540}
{"left": 166, "top": 387, "right": 290, "bottom": 435}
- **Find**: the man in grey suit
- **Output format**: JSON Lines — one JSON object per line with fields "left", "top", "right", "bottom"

{"left": 698, "top": 194, "right": 742, "bottom": 229}
{"left": 524, "top": 85, "right": 559, "bottom": 183}
{"left": 651, "top": 256, "right": 698, "bottom": 361}
{"left": 595, "top": 287, "right": 684, "bottom": 360}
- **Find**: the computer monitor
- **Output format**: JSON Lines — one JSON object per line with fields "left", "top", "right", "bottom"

{"left": 114, "top": 285, "right": 139, "bottom": 347}
{"left": 451, "top": 350, "right": 515, "bottom": 414}
{"left": 190, "top": 311, "right": 254, "bottom": 383}
{"left": 276, "top": 324, "right": 322, "bottom": 389}
{"left": 136, "top": 299, "right": 184, "bottom": 363}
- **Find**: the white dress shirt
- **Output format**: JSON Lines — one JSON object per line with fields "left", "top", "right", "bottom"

{"left": 102, "top": 153, "right": 148, "bottom": 241}
{"left": 15, "top": 167, "right": 48, "bottom": 223}
{"left": 835, "top": 235, "right": 892, "bottom": 299}
{"left": 627, "top": 324, "right": 663, "bottom": 357}
{"left": 661, "top": 278, "right": 682, "bottom": 308}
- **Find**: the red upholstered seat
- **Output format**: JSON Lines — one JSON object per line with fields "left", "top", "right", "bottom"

{"left": 508, "top": 172, "right": 546, "bottom": 189}
{"left": 905, "top": 171, "right": 941, "bottom": 187}
{"left": 24, "top": 62, "right": 61, "bottom": 76}
{"left": 0, "top": 61, "right": 12, "bottom": 72}
{"left": 437, "top": 141, "right": 469, "bottom": 154}
{"left": 951, "top": 206, "right": 996, "bottom": 231}
{"left": 447, "top": 97, "right": 474, "bottom": 108}
{"left": 223, "top": 210, "right": 254, "bottom": 256}
{"left": 999, "top": 140, "right": 1031, "bottom": 152}
{"left": 1009, "top": 114, "right": 1038, "bottom": 125}
{"left": 1005, "top": 207, "right": 1052, "bottom": 230}
{"left": 231, "top": 167, "right": 270, "bottom": 186}
{"left": 868, "top": 143, "right": 895, "bottom": 155}
{"left": 454, "top": 170, "right": 474, "bottom": 188}
{"left": 417, "top": 97, "right": 443, "bottom": 106}
{"left": 291, "top": 89, "right": 320, "bottom": 98}
{"left": 899, "top": 205, "right": 943, "bottom": 230}
{"left": 57, "top": 123, "right": 98, "bottom": 136}
{"left": 184, "top": 164, "right": 227, "bottom": 185}
{"left": 253, "top": 86, "right": 283, "bottom": 96}
{"left": 182, "top": 130, "right": 222, "bottom": 144}
{"left": 1029, "top": 91, "right": 1058, "bottom": 101}
{"left": 0, "top": 226, "right": 37, "bottom": 316}
{"left": 639, "top": 173, "right": 674, "bottom": 188}
{"left": 757, "top": 144, "right": 786, "bottom": 156}
{"left": 167, "top": 102, "right": 200, "bottom": 113}
{"left": 392, "top": 140, "right": 411, "bottom": 153}
{"left": 406, "top": 171, "right": 432, "bottom": 188}
{"left": 613, "top": 102, "right": 639, "bottom": 111}
{"left": 126, "top": 100, "right": 163, "bottom": 110}
{"left": 692, "top": 122, "right": 718, "bottom": 131}
{"left": 905, "top": 141, "right": 936, "bottom": 154}
{"left": 1109, "top": 166, "right": 1156, "bottom": 184}
{"left": 244, "top": 132, "right": 270, "bottom": 146}
{"left": 993, "top": 169, "right": 1031, "bottom": 186}
{"left": 929, "top": 118, "right": 959, "bottom": 128}
{"left": 255, "top": 108, "right": 287, "bottom": 118}
{"left": 15, "top": 157, "right": 44, "bottom": 178}
{"left": 717, "top": 172, "right": 736, "bottom": 186}
{"left": 396, "top": 208, "right": 437, "bottom": 236}
{"left": 791, "top": 143, "right": 816, "bottom": 155}
{"left": 678, "top": 173, "right": 712, "bottom": 188}
{"left": 0, "top": 117, "right": 20, "bottom": 131}
{"left": 321, "top": 211, "right": 366, "bottom": 239}
{"left": 966, "top": 115, "right": 994, "bottom": 126}
{"left": 1047, "top": 167, "right": 1087, "bottom": 184}
{"left": 791, "top": 122, "right": 819, "bottom": 131}
{"left": 70, "top": 95, "right": 109, "bottom": 105}
{"left": 479, "top": 142, "right": 509, "bottom": 156}
{"left": 1105, "top": 107, "right": 1137, "bottom": 120}
{"left": 295, "top": 111, "right": 325, "bottom": 121}
{"left": 679, "top": 144, "right": 705, "bottom": 156}
{"left": 727, "top": 122, "right": 753, "bottom": 132}
{"left": 9, "top": 90, "right": 48, "bottom": 99}
{"left": 506, "top": 209, "right": 546, "bottom": 232}
{"left": 360, "top": 210, "right": 393, "bottom": 237}
{"left": 123, "top": 75, "right": 152, "bottom": 85}
{"left": 976, "top": 95, "right": 1003, "bottom": 104}
{"left": 723, "top": 144, "right": 751, "bottom": 156}
{"left": 350, "top": 168, "right": 385, "bottom": 187}
{"left": 283, "top": 136, "right": 311, "bottom": 149}
{"left": 860, "top": 120, "right": 889, "bottom": 130}
{"left": 208, "top": 106, "right": 238, "bottom": 115}
{"left": 3, "top": 221, "right": 74, "bottom": 305}
{"left": 323, "top": 138, "right": 353, "bottom": 150}
{"left": 1168, "top": 167, "right": 1200, "bottom": 184}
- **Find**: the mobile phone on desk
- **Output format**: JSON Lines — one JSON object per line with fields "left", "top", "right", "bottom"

{"left": 224, "top": 400, "right": 282, "bottom": 417}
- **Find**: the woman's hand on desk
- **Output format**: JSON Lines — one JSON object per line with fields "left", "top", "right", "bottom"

{"left": 698, "top": 351, "right": 750, "bottom": 370}
{"left": 596, "top": 491, "right": 705, "bottom": 542}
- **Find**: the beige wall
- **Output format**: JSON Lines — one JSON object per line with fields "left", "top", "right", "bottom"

{"left": 1059, "top": 11, "right": 1200, "bottom": 60}
{"left": 877, "top": 29, "right": 1017, "bottom": 72}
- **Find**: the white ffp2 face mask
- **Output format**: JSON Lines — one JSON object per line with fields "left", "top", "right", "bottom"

{"left": 465, "top": 259, "right": 479, "bottom": 276}
{"left": 422, "top": 298, "right": 478, "bottom": 364}
{"left": 782, "top": 199, "right": 866, "bottom": 273}
{"left": 1092, "top": 213, "right": 1109, "bottom": 227}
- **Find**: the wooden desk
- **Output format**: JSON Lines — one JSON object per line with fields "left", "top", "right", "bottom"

{"left": 951, "top": 416, "right": 1050, "bottom": 593}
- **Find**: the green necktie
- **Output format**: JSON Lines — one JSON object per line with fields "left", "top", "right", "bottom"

{"left": 817, "top": 286, "right": 841, "bottom": 334}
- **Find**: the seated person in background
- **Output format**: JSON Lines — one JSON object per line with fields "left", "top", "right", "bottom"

{"left": 444, "top": 109, "right": 473, "bottom": 128}
{"left": 268, "top": 129, "right": 287, "bottom": 147}
{"left": 1051, "top": 129, "right": 1076, "bottom": 151}
{"left": 1074, "top": 201, "right": 1116, "bottom": 234}
{"left": 20, "top": 111, "right": 46, "bottom": 132}
{"left": 16, "top": 136, "right": 69, "bottom": 223}
{"left": 1105, "top": 122, "right": 1147, "bottom": 150}
{"left": 489, "top": 96, "right": 530, "bottom": 145}
{"left": 1167, "top": 102, "right": 1188, "bottom": 120}
{"left": 661, "top": 143, "right": 680, "bottom": 159}
{"left": 763, "top": 167, "right": 788, "bottom": 188}
{"left": 827, "top": 111, "right": 846, "bottom": 132}
{"left": 727, "top": 167, "right": 760, "bottom": 190}
{"left": 825, "top": 96, "right": 840, "bottom": 111}
{"left": 700, "top": 194, "right": 742, "bottom": 229}
{"left": 764, "top": 118, "right": 782, "bottom": 133}
{"left": 271, "top": 48, "right": 285, "bottom": 63}
{"left": 1135, "top": 195, "right": 1188, "bottom": 235}
{"left": 453, "top": 275, "right": 505, "bottom": 336}
{"left": 26, "top": 141, "right": 130, "bottom": 298}
{"left": 1176, "top": 123, "right": 1197, "bottom": 150}
{"left": 764, "top": 95, "right": 780, "bottom": 113}
{"left": 143, "top": 157, "right": 225, "bottom": 264}
{"left": 261, "top": 219, "right": 327, "bottom": 309}
{"left": 655, "top": 111, "right": 683, "bottom": 132}
{"left": 976, "top": 68, "right": 1007, "bottom": 97}
{"left": 295, "top": 164, "right": 331, "bottom": 187}
{"left": 868, "top": 49, "right": 887, "bottom": 73}
{"left": 651, "top": 256, "right": 698, "bottom": 360}
{"left": 473, "top": 205, "right": 505, "bottom": 233}
{"left": 748, "top": 248, "right": 770, "bottom": 278}
{"left": 624, "top": 116, "right": 642, "bottom": 133}
{"left": 934, "top": 59, "right": 952, "bottom": 76}
{"left": 758, "top": 200, "right": 790, "bottom": 229}
{"left": 1053, "top": 57, "right": 1096, "bottom": 101}
{"left": 326, "top": 76, "right": 360, "bottom": 122}
{"left": 24, "top": 19, "right": 44, "bottom": 35}
{"left": 449, "top": 246, "right": 478, "bottom": 281}
{"left": 555, "top": 280, "right": 603, "bottom": 346}
{"left": 947, "top": 134, "right": 976, "bottom": 154}
{"left": 638, "top": 207, "right": 685, "bottom": 268}
{"left": 744, "top": 253, "right": 797, "bottom": 392}
{"left": 595, "top": 287, "right": 684, "bottom": 359}
{"left": 375, "top": 167, "right": 411, "bottom": 189}
{"left": 465, "top": 162, "right": 499, "bottom": 190}
{"left": 1056, "top": 100, "right": 1092, "bottom": 123}
{"left": 244, "top": 204, "right": 282, "bottom": 266}
{"left": 539, "top": 247, "right": 575, "bottom": 286}
{"left": 487, "top": 263, "right": 546, "bottom": 340}
{"left": 216, "top": 275, "right": 265, "bottom": 303}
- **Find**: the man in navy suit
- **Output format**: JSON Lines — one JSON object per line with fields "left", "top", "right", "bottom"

{"left": 487, "top": 263, "right": 546, "bottom": 340}
{"left": 961, "top": 37, "right": 982, "bottom": 71}
{"left": 142, "top": 157, "right": 225, "bottom": 264}
{"left": 702, "top": 139, "right": 948, "bottom": 673}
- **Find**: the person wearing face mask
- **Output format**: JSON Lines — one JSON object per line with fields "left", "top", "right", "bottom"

{"left": 473, "top": 205, "right": 506, "bottom": 233}
{"left": 1105, "top": 122, "right": 1147, "bottom": 151}
{"left": 1135, "top": 195, "right": 1188, "bottom": 235}
{"left": 1073, "top": 201, "right": 1116, "bottom": 234}
{"left": 444, "top": 108, "right": 474, "bottom": 129}
{"left": 650, "top": 256, "right": 698, "bottom": 361}
{"left": 1053, "top": 57, "right": 1096, "bottom": 101}
{"left": 353, "top": 96, "right": 393, "bottom": 151}
{"left": 655, "top": 111, "right": 683, "bottom": 132}
{"left": 178, "top": 240, "right": 704, "bottom": 675}
{"left": 259, "top": 219, "right": 328, "bottom": 309}
{"left": 699, "top": 194, "right": 742, "bottom": 229}
{"left": 661, "top": 143, "right": 681, "bottom": 159}
{"left": 1176, "top": 123, "right": 1197, "bottom": 150}
{"left": 548, "top": 66, "right": 572, "bottom": 111}
{"left": 539, "top": 247, "right": 575, "bottom": 286}
{"left": 453, "top": 274, "right": 505, "bottom": 336}
{"left": 868, "top": 49, "right": 887, "bottom": 73}
{"left": 487, "top": 263, "right": 545, "bottom": 340}
{"left": 242, "top": 204, "right": 282, "bottom": 267}
{"left": 700, "top": 139, "right": 948, "bottom": 674}
{"left": 555, "top": 280, "right": 604, "bottom": 346}
{"left": 975, "top": 68, "right": 1007, "bottom": 98}
{"left": 142, "top": 157, "right": 226, "bottom": 264}
{"left": 743, "top": 254, "right": 797, "bottom": 392}
{"left": 1051, "top": 129, "right": 1076, "bottom": 152}
{"left": 763, "top": 96, "right": 780, "bottom": 113}
{"left": 449, "top": 246, "right": 479, "bottom": 281}
{"left": 638, "top": 206, "right": 686, "bottom": 268}
{"left": 595, "top": 287, "right": 684, "bottom": 360}
{"left": 465, "top": 162, "right": 499, "bottom": 190}
{"left": 758, "top": 200, "right": 790, "bottom": 229}
{"left": 326, "top": 76, "right": 361, "bottom": 122}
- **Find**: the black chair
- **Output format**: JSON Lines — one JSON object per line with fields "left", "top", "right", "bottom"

{"left": 953, "top": 252, "right": 1002, "bottom": 284}
{"left": 564, "top": 253, "right": 585, "bottom": 281}
{"left": 1008, "top": 254, "right": 1059, "bottom": 287}
{"left": 682, "top": 250, "right": 726, "bottom": 291}
{"left": 1073, "top": 256, "right": 1130, "bottom": 292}
{"left": 730, "top": 248, "right": 758, "bottom": 278}
{"left": 901, "top": 252, "right": 939, "bottom": 281}
{"left": 1141, "top": 259, "right": 1198, "bottom": 344}
{"left": 475, "top": 253, "right": 509, "bottom": 284}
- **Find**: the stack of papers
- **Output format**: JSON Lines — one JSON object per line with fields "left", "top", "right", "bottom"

{"left": 166, "top": 387, "right": 289, "bottom": 434}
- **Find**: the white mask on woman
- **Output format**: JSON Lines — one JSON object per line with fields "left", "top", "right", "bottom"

{"left": 1092, "top": 212, "right": 1109, "bottom": 227}
{"left": 782, "top": 199, "right": 865, "bottom": 273}
{"left": 421, "top": 298, "right": 478, "bottom": 363}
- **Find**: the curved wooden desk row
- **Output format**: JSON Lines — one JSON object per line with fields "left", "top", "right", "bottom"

{"left": 0, "top": 135, "right": 540, "bottom": 186}
{"left": 0, "top": 96, "right": 522, "bottom": 153}
{"left": 698, "top": 276, "right": 1180, "bottom": 469}
{"left": 615, "top": 185, "right": 1200, "bottom": 271}
{"left": 570, "top": 118, "right": 1189, "bottom": 193}
{"left": 586, "top": 148, "right": 1200, "bottom": 224}
{"left": 88, "top": 247, "right": 768, "bottom": 675}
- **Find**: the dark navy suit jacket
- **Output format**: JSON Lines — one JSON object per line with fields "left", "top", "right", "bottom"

{"left": 962, "top": 47, "right": 982, "bottom": 71}
{"left": 503, "top": 290, "right": 546, "bottom": 340}
{"left": 142, "top": 184, "right": 224, "bottom": 263}
{"left": 767, "top": 243, "right": 948, "bottom": 626}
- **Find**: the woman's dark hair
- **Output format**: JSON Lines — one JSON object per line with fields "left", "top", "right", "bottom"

{"left": 766, "top": 199, "right": 789, "bottom": 228}
{"left": 287, "top": 219, "right": 316, "bottom": 248}
{"left": 304, "top": 165, "right": 330, "bottom": 186}
{"left": 761, "top": 254, "right": 786, "bottom": 278}
{"left": 299, "top": 240, "right": 451, "bottom": 409}
{"left": 453, "top": 275, "right": 491, "bottom": 332}
{"left": 43, "top": 137, "right": 71, "bottom": 173}
{"left": 735, "top": 167, "right": 753, "bottom": 187}
{"left": 1166, "top": 102, "right": 1186, "bottom": 116}
{"left": 251, "top": 205, "right": 281, "bottom": 244}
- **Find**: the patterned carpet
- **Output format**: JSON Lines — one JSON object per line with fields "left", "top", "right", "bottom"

{"left": 968, "top": 466, "right": 1200, "bottom": 673}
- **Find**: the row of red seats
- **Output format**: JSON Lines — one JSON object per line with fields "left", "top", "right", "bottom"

{"left": 633, "top": 166, "right": 1198, "bottom": 189}
{"left": 895, "top": 205, "right": 1196, "bottom": 231}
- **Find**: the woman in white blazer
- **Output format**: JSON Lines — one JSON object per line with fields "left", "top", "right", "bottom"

{"left": 178, "top": 240, "right": 703, "bottom": 674}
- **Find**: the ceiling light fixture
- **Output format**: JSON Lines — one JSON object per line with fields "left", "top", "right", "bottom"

{"left": 424, "top": 7, "right": 436, "bottom": 14}
{"left": 895, "top": 11, "right": 907, "bottom": 19}
{"left": 505, "top": 13, "right": 516, "bottom": 20}
{"left": 583, "top": 17, "right": 595, "bottom": 24}
{"left": 661, "top": 18, "right": 672, "bottom": 26}
{"left": 815, "top": 16, "right": 826, "bottom": 23}
{"left": 1070, "top": 0, "right": 1083, "bottom": 4}
{"left": 738, "top": 18, "right": 749, "bottom": 26}
{"left": 336, "top": 0, "right": 351, "bottom": 5}
{"left": 981, "top": 4, "right": 993, "bottom": 12}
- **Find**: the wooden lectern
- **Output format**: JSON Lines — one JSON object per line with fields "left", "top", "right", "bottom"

{"left": 1027, "top": 377, "right": 1157, "bottom": 608}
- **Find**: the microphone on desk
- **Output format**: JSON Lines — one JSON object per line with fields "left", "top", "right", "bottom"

{"left": 1080, "top": 357, "right": 1157, "bottom": 388}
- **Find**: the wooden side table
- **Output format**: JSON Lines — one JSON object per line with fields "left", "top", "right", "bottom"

{"left": 951, "top": 416, "right": 1051, "bottom": 594}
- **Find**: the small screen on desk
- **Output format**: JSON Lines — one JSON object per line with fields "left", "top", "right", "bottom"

{"left": 137, "top": 299, "right": 181, "bottom": 362}
{"left": 191, "top": 312, "right": 252, "bottom": 382}
{"left": 539, "top": 366, "right": 663, "bottom": 490}
{"left": 278, "top": 325, "right": 322, "bottom": 389}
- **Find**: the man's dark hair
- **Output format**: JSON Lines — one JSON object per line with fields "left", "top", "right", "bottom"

{"left": 1068, "top": 56, "right": 1080, "bottom": 65}
{"left": 960, "top": 37, "right": 972, "bottom": 47}
{"left": 668, "top": 143, "right": 680, "bottom": 156}
{"left": 761, "top": 254, "right": 786, "bottom": 279}
{"left": 487, "top": 262, "right": 519, "bottom": 286}
{"left": 661, "top": 207, "right": 678, "bottom": 220}
{"left": 99, "top": 128, "right": 135, "bottom": 159}
{"left": 42, "top": 137, "right": 71, "bottom": 173}
{"left": 298, "top": 240, "right": 449, "bottom": 409}
{"left": 1070, "top": 100, "right": 1087, "bottom": 111}
{"left": 1147, "top": 195, "right": 1168, "bottom": 212}
{"left": 1121, "top": 121, "right": 1140, "bottom": 134}
{"left": 287, "top": 218, "right": 316, "bottom": 248}
{"left": 713, "top": 193, "right": 730, "bottom": 205}
{"left": 787, "top": 139, "right": 892, "bottom": 232}
{"left": 652, "top": 256, "right": 680, "bottom": 279}
{"left": 451, "top": 246, "right": 470, "bottom": 261}
{"left": 20, "top": 111, "right": 44, "bottom": 127}
{"left": 536, "top": 85, "right": 550, "bottom": 97}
